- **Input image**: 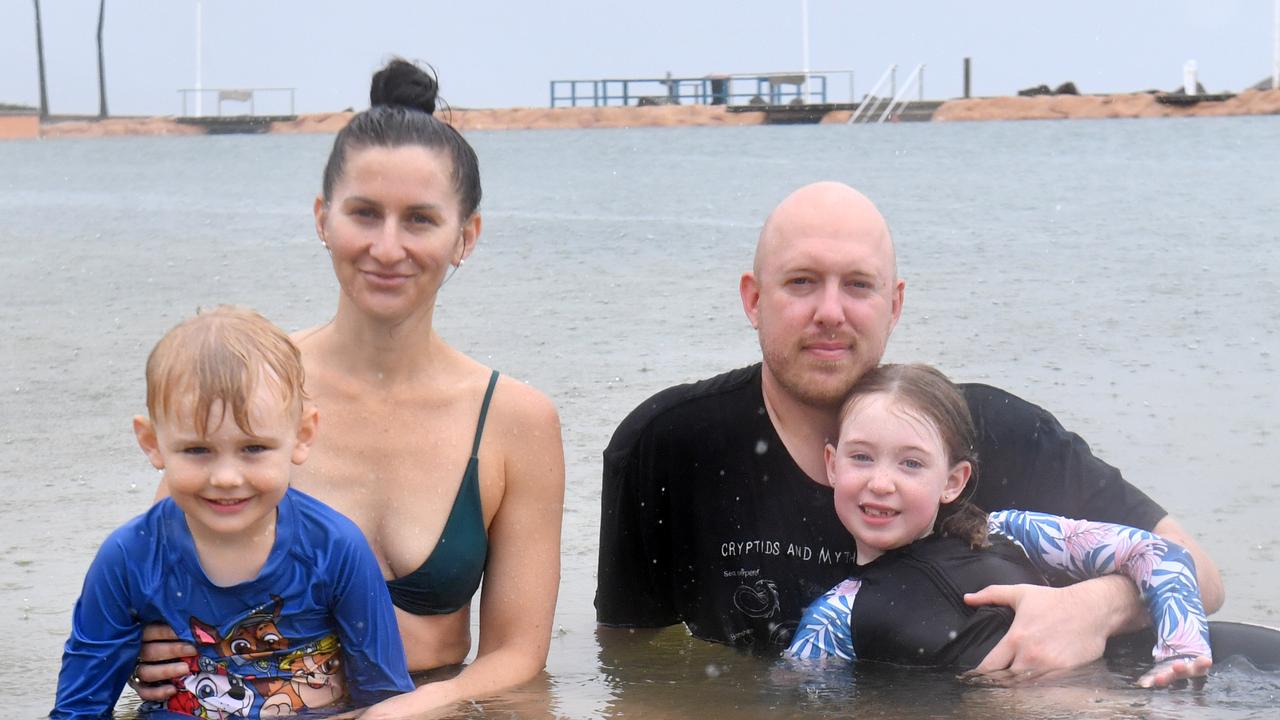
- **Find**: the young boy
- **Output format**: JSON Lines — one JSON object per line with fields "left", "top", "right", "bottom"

{"left": 52, "top": 306, "right": 414, "bottom": 719}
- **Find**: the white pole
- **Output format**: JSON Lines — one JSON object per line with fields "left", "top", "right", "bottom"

{"left": 195, "top": 0, "right": 203, "bottom": 116}
{"left": 800, "top": 0, "right": 811, "bottom": 103}
{"left": 1273, "top": 0, "right": 1278, "bottom": 90}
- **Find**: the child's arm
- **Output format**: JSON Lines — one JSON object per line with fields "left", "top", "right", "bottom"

{"left": 784, "top": 579, "right": 862, "bottom": 661}
{"left": 328, "top": 527, "right": 415, "bottom": 706}
{"left": 51, "top": 534, "right": 145, "bottom": 719}
{"left": 987, "top": 510, "right": 1211, "bottom": 675}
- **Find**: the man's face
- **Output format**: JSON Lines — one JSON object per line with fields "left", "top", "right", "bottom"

{"left": 743, "top": 204, "right": 902, "bottom": 408}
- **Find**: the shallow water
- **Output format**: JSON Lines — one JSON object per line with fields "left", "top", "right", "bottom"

{"left": 2, "top": 117, "right": 1278, "bottom": 718}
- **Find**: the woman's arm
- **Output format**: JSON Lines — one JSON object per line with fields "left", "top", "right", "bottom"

{"left": 361, "top": 381, "right": 565, "bottom": 718}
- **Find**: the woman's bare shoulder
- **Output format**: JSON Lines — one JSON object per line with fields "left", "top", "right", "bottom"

{"left": 490, "top": 373, "right": 561, "bottom": 429}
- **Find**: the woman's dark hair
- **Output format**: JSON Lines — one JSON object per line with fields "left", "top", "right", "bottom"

{"left": 321, "top": 58, "right": 481, "bottom": 219}
{"left": 837, "top": 364, "right": 991, "bottom": 547}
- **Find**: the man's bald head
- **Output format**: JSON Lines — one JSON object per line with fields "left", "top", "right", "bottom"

{"left": 755, "top": 181, "right": 896, "bottom": 281}
{"left": 741, "top": 181, "right": 905, "bottom": 409}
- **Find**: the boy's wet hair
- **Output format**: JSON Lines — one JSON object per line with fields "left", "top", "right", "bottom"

{"left": 838, "top": 363, "right": 990, "bottom": 547}
{"left": 145, "top": 306, "right": 306, "bottom": 436}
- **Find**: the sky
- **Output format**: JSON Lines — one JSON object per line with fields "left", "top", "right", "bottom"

{"left": 1, "top": 1, "right": 1276, "bottom": 116}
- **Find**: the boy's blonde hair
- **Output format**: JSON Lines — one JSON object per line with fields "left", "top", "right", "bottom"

{"left": 145, "top": 306, "right": 306, "bottom": 436}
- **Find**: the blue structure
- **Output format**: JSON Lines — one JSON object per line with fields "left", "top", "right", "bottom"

{"left": 549, "top": 73, "right": 833, "bottom": 108}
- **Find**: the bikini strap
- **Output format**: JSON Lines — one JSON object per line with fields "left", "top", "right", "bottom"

{"left": 470, "top": 370, "right": 500, "bottom": 459}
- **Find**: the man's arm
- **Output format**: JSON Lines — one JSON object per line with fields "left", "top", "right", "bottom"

{"left": 986, "top": 511, "right": 1211, "bottom": 665}
{"left": 961, "top": 385, "right": 1225, "bottom": 676}
{"left": 596, "top": 408, "right": 679, "bottom": 628}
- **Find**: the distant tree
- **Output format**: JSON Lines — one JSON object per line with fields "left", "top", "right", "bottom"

{"left": 97, "top": 0, "right": 108, "bottom": 118}
{"left": 33, "top": 0, "right": 49, "bottom": 119}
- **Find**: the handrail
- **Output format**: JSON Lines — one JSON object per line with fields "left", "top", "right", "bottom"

{"left": 877, "top": 63, "right": 924, "bottom": 123}
{"left": 848, "top": 65, "right": 895, "bottom": 124}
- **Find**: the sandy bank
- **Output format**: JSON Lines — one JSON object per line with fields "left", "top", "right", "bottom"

{"left": 934, "top": 88, "right": 1280, "bottom": 121}
{"left": 269, "top": 104, "right": 765, "bottom": 134}
{"left": 16, "top": 88, "right": 1280, "bottom": 140}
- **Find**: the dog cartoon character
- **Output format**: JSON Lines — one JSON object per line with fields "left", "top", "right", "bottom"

{"left": 190, "top": 595, "right": 289, "bottom": 673}
{"left": 259, "top": 634, "right": 346, "bottom": 716}
{"left": 167, "top": 656, "right": 256, "bottom": 719}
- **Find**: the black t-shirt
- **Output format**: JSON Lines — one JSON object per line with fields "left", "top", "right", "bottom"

{"left": 596, "top": 364, "right": 1166, "bottom": 651}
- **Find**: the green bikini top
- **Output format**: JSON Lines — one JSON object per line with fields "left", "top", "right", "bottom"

{"left": 385, "top": 370, "right": 497, "bottom": 615}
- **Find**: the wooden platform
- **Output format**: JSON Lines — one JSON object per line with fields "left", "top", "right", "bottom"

{"left": 175, "top": 115, "right": 297, "bottom": 134}
{"left": 1155, "top": 93, "right": 1235, "bottom": 106}
{"left": 728, "top": 101, "right": 943, "bottom": 124}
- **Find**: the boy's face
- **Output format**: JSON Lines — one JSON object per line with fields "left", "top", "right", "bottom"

{"left": 134, "top": 380, "right": 317, "bottom": 544}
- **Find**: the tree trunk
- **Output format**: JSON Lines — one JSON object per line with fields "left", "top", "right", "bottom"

{"left": 33, "top": 0, "right": 49, "bottom": 119}
{"left": 97, "top": 0, "right": 108, "bottom": 118}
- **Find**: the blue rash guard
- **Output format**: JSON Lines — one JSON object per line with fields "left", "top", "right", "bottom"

{"left": 52, "top": 488, "right": 414, "bottom": 719}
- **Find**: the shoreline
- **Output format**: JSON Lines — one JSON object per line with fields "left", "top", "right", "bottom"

{"left": 4, "top": 89, "right": 1278, "bottom": 140}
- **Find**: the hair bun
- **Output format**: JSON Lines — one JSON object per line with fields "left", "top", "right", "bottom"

{"left": 370, "top": 59, "right": 439, "bottom": 115}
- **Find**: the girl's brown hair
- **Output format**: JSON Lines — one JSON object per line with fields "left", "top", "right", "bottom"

{"left": 837, "top": 363, "right": 990, "bottom": 547}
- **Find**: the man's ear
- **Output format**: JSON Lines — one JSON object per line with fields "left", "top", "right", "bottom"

{"left": 888, "top": 277, "right": 906, "bottom": 333}
{"left": 291, "top": 404, "right": 320, "bottom": 466}
{"left": 740, "top": 272, "right": 762, "bottom": 329}
{"left": 941, "top": 460, "right": 972, "bottom": 504}
{"left": 133, "top": 416, "right": 165, "bottom": 471}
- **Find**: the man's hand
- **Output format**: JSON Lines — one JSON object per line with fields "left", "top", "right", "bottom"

{"left": 963, "top": 576, "right": 1141, "bottom": 681}
{"left": 130, "top": 623, "right": 196, "bottom": 702}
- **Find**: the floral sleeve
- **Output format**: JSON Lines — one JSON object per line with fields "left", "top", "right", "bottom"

{"left": 784, "top": 579, "right": 861, "bottom": 661}
{"left": 987, "top": 509, "right": 1211, "bottom": 662}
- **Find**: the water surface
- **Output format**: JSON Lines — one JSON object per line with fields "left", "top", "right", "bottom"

{"left": 2, "top": 116, "right": 1278, "bottom": 717}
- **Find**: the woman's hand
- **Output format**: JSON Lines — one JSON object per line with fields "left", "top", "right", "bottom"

{"left": 129, "top": 623, "right": 196, "bottom": 701}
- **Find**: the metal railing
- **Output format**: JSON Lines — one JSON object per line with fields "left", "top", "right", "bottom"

{"left": 549, "top": 71, "right": 853, "bottom": 108}
{"left": 177, "top": 87, "right": 296, "bottom": 117}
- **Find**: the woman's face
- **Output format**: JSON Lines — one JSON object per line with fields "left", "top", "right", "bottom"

{"left": 314, "top": 144, "right": 478, "bottom": 322}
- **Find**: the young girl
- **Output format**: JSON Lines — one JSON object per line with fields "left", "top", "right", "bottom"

{"left": 785, "top": 364, "right": 1212, "bottom": 688}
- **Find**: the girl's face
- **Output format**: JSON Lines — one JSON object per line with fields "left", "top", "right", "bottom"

{"left": 314, "top": 144, "right": 479, "bottom": 324}
{"left": 825, "top": 392, "right": 970, "bottom": 565}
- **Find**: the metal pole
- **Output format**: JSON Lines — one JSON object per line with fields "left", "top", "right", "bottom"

{"left": 919, "top": 66, "right": 924, "bottom": 101}
{"left": 195, "top": 0, "right": 203, "bottom": 116}
{"left": 964, "top": 57, "right": 971, "bottom": 98}
{"left": 33, "top": 0, "right": 50, "bottom": 119}
{"left": 800, "top": 0, "right": 811, "bottom": 103}
{"left": 1273, "top": 0, "right": 1279, "bottom": 89}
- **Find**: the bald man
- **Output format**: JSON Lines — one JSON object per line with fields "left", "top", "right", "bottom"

{"left": 596, "top": 182, "right": 1222, "bottom": 676}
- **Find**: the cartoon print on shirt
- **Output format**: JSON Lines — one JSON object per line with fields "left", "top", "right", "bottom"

{"left": 260, "top": 634, "right": 346, "bottom": 715}
{"left": 166, "top": 656, "right": 256, "bottom": 719}
{"left": 190, "top": 595, "right": 289, "bottom": 674}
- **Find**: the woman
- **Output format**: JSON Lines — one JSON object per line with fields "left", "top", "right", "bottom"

{"left": 134, "top": 59, "right": 565, "bottom": 717}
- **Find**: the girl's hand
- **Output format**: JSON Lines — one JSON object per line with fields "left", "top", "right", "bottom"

{"left": 1137, "top": 655, "right": 1212, "bottom": 688}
